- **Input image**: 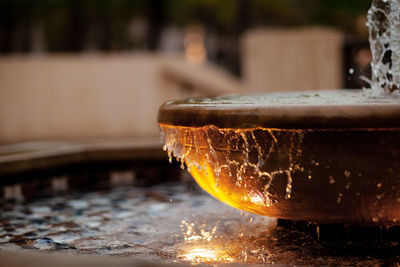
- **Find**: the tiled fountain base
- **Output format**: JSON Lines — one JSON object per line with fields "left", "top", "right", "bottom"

{"left": 0, "top": 183, "right": 274, "bottom": 264}
{"left": 2, "top": 182, "right": 400, "bottom": 266}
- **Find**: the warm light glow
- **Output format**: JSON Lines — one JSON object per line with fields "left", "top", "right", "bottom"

{"left": 179, "top": 220, "right": 234, "bottom": 263}
{"left": 160, "top": 124, "right": 287, "bottom": 217}
{"left": 184, "top": 32, "right": 206, "bottom": 65}
{"left": 249, "top": 191, "right": 272, "bottom": 207}
{"left": 189, "top": 161, "right": 276, "bottom": 216}
{"left": 182, "top": 247, "right": 234, "bottom": 264}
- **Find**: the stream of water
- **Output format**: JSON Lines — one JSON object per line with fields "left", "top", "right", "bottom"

{"left": 367, "top": 0, "right": 400, "bottom": 96}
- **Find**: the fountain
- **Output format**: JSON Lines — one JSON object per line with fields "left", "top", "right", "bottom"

{"left": 2, "top": 2, "right": 400, "bottom": 266}
{"left": 158, "top": 0, "right": 400, "bottom": 226}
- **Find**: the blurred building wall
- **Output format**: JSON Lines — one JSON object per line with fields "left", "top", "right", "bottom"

{"left": 0, "top": 27, "right": 345, "bottom": 143}
{"left": 0, "top": 54, "right": 239, "bottom": 143}
{"left": 241, "top": 27, "right": 344, "bottom": 92}
{"left": 0, "top": 54, "right": 161, "bottom": 142}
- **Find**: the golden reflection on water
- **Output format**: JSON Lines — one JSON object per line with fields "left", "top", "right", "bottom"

{"left": 178, "top": 217, "right": 273, "bottom": 264}
{"left": 179, "top": 219, "right": 235, "bottom": 264}
{"left": 181, "top": 247, "right": 234, "bottom": 264}
{"left": 177, "top": 216, "right": 274, "bottom": 264}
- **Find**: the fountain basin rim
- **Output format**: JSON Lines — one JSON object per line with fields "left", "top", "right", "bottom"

{"left": 158, "top": 90, "right": 400, "bottom": 129}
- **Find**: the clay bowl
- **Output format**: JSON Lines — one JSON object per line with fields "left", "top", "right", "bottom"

{"left": 158, "top": 90, "right": 400, "bottom": 226}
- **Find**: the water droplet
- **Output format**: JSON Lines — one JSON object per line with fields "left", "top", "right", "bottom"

{"left": 336, "top": 193, "right": 343, "bottom": 203}
{"left": 348, "top": 68, "right": 354, "bottom": 74}
{"left": 329, "top": 176, "right": 335, "bottom": 184}
{"left": 344, "top": 170, "right": 351, "bottom": 178}
{"left": 345, "top": 182, "right": 351, "bottom": 189}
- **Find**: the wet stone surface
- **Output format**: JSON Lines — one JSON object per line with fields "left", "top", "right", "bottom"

{"left": 1, "top": 183, "right": 400, "bottom": 265}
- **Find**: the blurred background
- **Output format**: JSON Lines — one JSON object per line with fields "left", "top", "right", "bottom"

{"left": 0, "top": 0, "right": 372, "bottom": 143}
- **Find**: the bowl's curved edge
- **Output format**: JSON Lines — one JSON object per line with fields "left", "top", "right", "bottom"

{"left": 158, "top": 99, "right": 400, "bottom": 129}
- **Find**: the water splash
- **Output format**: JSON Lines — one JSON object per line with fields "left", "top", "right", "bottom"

{"left": 367, "top": 0, "right": 400, "bottom": 96}
{"left": 181, "top": 220, "right": 218, "bottom": 242}
{"left": 160, "top": 124, "right": 305, "bottom": 215}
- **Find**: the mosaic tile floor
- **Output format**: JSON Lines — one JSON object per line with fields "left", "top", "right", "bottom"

{"left": 1, "top": 183, "right": 400, "bottom": 265}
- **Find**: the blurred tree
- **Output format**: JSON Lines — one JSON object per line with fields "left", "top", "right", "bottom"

{"left": 0, "top": 0, "right": 371, "bottom": 54}
{"left": 41, "top": 0, "right": 143, "bottom": 52}
{"left": 166, "top": 0, "right": 370, "bottom": 31}
{"left": 83, "top": 0, "right": 143, "bottom": 51}
{"left": 251, "top": 0, "right": 370, "bottom": 30}
{"left": 167, "top": 0, "right": 237, "bottom": 29}
{"left": 0, "top": 0, "right": 41, "bottom": 52}
{"left": 146, "top": 0, "right": 165, "bottom": 50}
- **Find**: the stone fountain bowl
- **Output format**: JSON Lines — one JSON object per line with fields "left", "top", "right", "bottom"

{"left": 158, "top": 90, "right": 400, "bottom": 226}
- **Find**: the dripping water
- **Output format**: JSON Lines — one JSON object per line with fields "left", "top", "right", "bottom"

{"left": 161, "top": 125, "right": 305, "bottom": 208}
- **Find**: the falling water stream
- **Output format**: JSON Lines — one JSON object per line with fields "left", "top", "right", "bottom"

{"left": 367, "top": 0, "right": 400, "bottom": 96}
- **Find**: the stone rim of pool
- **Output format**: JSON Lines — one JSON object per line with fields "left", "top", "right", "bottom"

{"left": 158, "top": 90, "right": 400, "bottom": 129}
